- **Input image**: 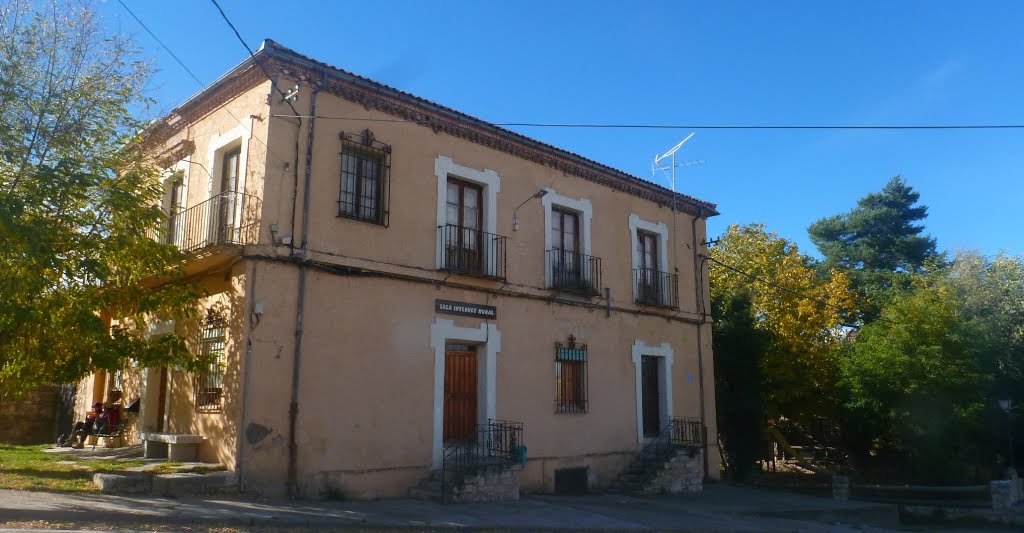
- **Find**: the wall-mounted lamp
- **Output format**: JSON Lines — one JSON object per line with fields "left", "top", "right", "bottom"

{"left": 512, "top": 188, "right": 549, "bottom": 232}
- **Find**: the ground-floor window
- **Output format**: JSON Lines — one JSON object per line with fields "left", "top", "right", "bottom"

{"left": 195, "top": 317, "right": 226, "bottom": 412}
{"left": 555, "top": 336, "right": 588, "bottom": 413}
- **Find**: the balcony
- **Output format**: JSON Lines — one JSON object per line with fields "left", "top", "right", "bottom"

{"left": 546, "top": 249, "right": 602, "bottom": 296}
{"left": 152, "top": 191, "right": 261, "bottom": 253}
{"left": 439, "top": 224, "right": 508, "bottom": 280}
{"left": 633, "top": 268, "right": 679, "bottom": 308}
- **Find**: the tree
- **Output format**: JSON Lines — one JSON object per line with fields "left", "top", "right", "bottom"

{"left": 840, "top": 252, "right": 1024, "bottom": 481}
{"left": 808, "top": 176, "right": 939, "bottom": 320}
{"left": 713, "top": 292, "right": 768, "bottom": 481}
{"left": 0, "top": 1, "right": 202, "bottom": 394}
{"left": 710, "top": 224, "right": 855, "bottom": 422}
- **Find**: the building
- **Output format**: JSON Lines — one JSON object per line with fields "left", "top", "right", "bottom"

{"left": 74, "top": 40, "right": 720, "bottom": 500}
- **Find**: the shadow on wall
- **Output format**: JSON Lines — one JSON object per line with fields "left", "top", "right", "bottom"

{"left": 161, "top": 268, "right": 246, "bottom": 468}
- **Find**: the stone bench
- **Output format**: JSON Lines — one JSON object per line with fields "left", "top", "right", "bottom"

{"left": 142, "top": 433, "right": 203, "bottom": 462}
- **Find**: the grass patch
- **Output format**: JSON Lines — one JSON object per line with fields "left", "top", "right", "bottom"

{"left": 146, "top": 462, "right": 225, "bottom": 475}
{"left": 0, "top": 444, "right": 146, "bottom": 493}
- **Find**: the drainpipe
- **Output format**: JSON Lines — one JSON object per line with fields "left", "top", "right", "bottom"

{"left": 692, "top": 213, "right": 710, "bottom": 480}
{"left": 287, "top": 71, "right": 324, "bottom": 499}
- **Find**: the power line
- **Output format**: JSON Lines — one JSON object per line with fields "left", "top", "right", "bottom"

{"left": 208, "top": 0, "right": 298, "bottom": 116}
{"left": 115, "top": 0, "right": 290, "bottom": 166}
{"left": 269, "top": 114, "right": 1024, "bottom": 131}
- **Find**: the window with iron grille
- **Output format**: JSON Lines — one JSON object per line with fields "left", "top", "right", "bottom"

{"left": 339, "top": 129, "right": 391, "bottom": 226}
{"left": 195, "top": 319, "right": 226, "bottom": 412}
{"left": 555, "top": 336, "right": 588, "bottom": 413}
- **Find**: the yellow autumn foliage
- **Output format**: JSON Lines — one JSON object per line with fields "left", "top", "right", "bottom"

{"left": 710, "top": 224, "right": 856, "bottom": 418}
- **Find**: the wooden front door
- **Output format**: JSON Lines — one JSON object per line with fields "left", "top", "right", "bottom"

{"left": 641, "top": 356, "right": 661, "bottom": 437}
{"left": 444, "top": 344, "right": 478, "bottom": 442}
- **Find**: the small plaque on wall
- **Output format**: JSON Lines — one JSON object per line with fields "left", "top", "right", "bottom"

{"left": 435, "top": 299, "right": 497, "bottom": 319}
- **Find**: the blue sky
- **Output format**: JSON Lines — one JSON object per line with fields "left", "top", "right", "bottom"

{"left": 103, "top": 1, "right": 1023, "bottom": 257}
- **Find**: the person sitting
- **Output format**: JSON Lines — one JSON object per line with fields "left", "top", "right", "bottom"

{"left": 62, "top": 402, "right": 103, "bottom": 448}
{"left": 95, "top": 404, "right": 120, "bottom": 435}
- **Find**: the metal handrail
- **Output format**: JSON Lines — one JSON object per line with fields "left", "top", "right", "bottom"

{"left": 439, "top": 224, "right": 508, "bottom": 280}
{"left": 547, "top": 249, "right": 602, "bottom": 295}
{"left": 618, "top": 417, "right": 703, "bottom": 489}
{"left": 440, "top": 419, "right": 523, "bottom": 502}
{"left": 632, "top": 267, "right": 679, "bottom": 308}
{"left": 149, "top": 191, "right": 262, "bottom": 253}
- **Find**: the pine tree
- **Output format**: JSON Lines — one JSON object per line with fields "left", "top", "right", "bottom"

{"left": 808, "top": 176, "right": 939, "bottom": 320}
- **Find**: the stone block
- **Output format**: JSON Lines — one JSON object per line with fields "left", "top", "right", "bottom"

{"left": 93, "top": 472, "right": 152, "bottom": 494}
{"left": 152, "top": 471, "right": 237, "bottom": 497}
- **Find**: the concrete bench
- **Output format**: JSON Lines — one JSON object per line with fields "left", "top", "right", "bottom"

{"left": 142, "top": 433, "right": 203, "bottom": 462}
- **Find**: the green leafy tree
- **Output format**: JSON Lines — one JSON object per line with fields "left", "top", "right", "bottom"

{"left": 840, "top": 252, "right": 1024, "bottom": 481}
{"left": 808, "top": 176, "right": 939, "bottom": 320}
{"left": 0, "top": 1, "right": 202, "bottom": 394}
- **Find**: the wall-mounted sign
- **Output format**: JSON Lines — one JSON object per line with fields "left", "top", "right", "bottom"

{"left": 435, "top": 299, "right": 497, "bottom": 319}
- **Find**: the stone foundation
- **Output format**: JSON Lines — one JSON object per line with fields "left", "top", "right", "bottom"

{"left": 642, "top": 449, "right": 703, "bottom": 495}
{"left": 448, "top": 468, "right": 520, "bottom": 503}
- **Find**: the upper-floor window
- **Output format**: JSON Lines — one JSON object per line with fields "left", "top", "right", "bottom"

{"left": 339, "top": 129, "right": 391, "bottom": 226}
{"left": 221, "top": 148, "right": 240, "bottom": 194}
{"left": 637, "top": 230, "right": 659, "bottom": 272}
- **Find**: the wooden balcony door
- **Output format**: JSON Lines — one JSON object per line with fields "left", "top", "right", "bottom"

{"left": 216, "top": 148, "right": 240, "bottom": 243}
{"left": 552, "top": 208, "right": 580, "bottom": 283}
{"left": 444, "top": 344, "right": 478, "bottom": 443}
{"left": 637, "top": 230, "right": 661, "bottom": 303}
{"left": 445, "top": 178, "right": 483, "bottom": 272}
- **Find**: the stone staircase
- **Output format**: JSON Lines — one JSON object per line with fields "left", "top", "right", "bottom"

{"left": 410, "top": 420, "right": 524, "bottom": 503}
{"left": 608, "top": 418, "right": 705, "bottom": 495}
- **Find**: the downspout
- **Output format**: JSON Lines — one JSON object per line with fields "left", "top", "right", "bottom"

{"left": 287, "top": 71, "right": 324, "bottom": 498}
{"left": 692, "top": 212, "right": 709, "bottom": 480}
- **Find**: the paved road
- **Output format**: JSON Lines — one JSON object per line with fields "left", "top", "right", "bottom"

{"left": 0, "top": 484, "right": 913, "bottom": 532}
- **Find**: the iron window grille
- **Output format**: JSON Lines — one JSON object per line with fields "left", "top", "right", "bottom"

{"left": 555, "top": 336, "right": 588, "bottom": 413}
{"left": 195, "top": 312, "right": 226, "bottom": 412}
{"left": 339, "top": 129, "right": 391, "bottom": 226}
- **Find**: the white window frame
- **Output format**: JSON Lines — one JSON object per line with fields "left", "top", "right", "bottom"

{"left": 434, "top": 156, "right": 501, "bottom": 269}
{"left": 629, "top": 214, "right": 670, "bottom": 291}
{"left": 631, "top": 340, "right": 674, "bottom": 443}
{"left": 542, "top": 189, "right": 593, "bottom": 288}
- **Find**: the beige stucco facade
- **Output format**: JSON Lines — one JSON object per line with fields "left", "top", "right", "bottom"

{"left": 76, "top": 41, "right": 719, "bottom": 499}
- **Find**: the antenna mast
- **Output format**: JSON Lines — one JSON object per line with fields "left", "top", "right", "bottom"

{"left": 652, "top": 133, "right": 705, "bottom": 277}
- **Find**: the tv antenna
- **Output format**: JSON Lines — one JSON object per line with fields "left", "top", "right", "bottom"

{"left": 652, "top": 133, "right": 706, "bottom": 193}
{"left": 651, "top": 133, "right": 706, "bottom": 278}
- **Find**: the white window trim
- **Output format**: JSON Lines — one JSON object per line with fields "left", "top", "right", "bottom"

{"left": 434, "top": 156, "right": 501, "bottom": 269}
{"left": 542, "top": 189, "right": 593, "bottom": 287}
{"left": 163, "top": 160, "right": 190, "bottom": 211}
{"left": 429, "top": 318, "right": 500, "bottom": 468}
{"left": 629, "top": 213, "right": 669, "bottom": 274}
{"left": 631, "top": 340, "right": 674, "bottom": 443}
{"left": 204, "top": 123, "right": 252, "bottom": 244}
{"left": 206, "top": 123, "right": 252, "bottom": 199}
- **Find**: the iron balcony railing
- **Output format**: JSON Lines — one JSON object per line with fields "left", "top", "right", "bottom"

{"left": 441, "top": 419, "right": 524, "bottom": 501}
{"left": 439, "top": 224, "right": 508, "bottom": 280}
{"left": 633, "top": 267, "right": 679, "bottom": 308}
{"left": 546, "top": 249, "right": 602, "bottom": 296}
{"left": 150, "top": 192, "right": 261, "bottom": 253}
